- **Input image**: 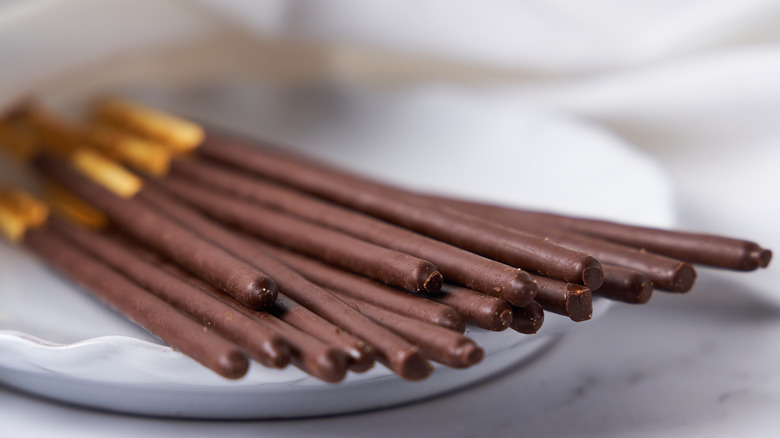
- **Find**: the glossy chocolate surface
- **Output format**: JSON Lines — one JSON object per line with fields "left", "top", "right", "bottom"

{"left": 329, "top": 290, "right": 483, "bottom": 369}
{"left": 197, "top": 133, "right": 603, "bottom": 289}
{"left": 596, "top": 264, "right": 654, "bottom": 304}
{"left": 428, "top": 284, "right": 513, "bottom": 332}
{"left": 34, "top": 154, "right": 277, "bottom": 309}
{"left": 169, "top": 159, "right": 537, "bottom": 305}
{"left": 24, "top": 227, "right": 249, "bottom": 379}
{"left": 530, "top": 274, "right": 593, "bottom": 322}
{"left": 137, "top": 182, "right": 428, "bottom": 380}
{"left": 432, "top": 196, "right": 772, "bottom": 272}
{"left": 49, "top": 217, "right": 290, "bottom": 369}
{"left": 253, "top": 241, "right": 465, "bottom": 333}
{"left": 158, "top": 177, "right": 442, "bottom": 294}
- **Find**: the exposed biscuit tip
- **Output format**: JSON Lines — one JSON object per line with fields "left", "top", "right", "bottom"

{"left": 45, "top": 183, "right": 108, "bottom": 229}
{"left": 94, "top": 98, "right": 204, "bottom": 153}
{"left": 0, "top": 188, "right": 49, "bottom": 228}
{"left": 69, "top": 149, "right": 143, "bottom": 198}
{"left": 86, "top": 124, "right": 172, "bottom": 176}
{"left": 0, "top": 188, "right": 48, "bottom": 242}
{"left": 0, "top": 207, "right": 27, "bottom": 242}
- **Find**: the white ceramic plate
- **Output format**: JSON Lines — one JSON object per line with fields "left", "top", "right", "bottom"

{"left": 0, "top": 0, "right": 675, "bottom": 419}
{"left": 0, "top": 84, "right": 673, "bottom": 418}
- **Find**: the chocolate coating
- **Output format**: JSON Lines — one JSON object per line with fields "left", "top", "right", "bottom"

{"left": 272, "top": 298, "right": 375, "bottom": 374}
{"left": 169, "top": 268, "right": 349, "bottom": 383}
{"left": 433, "top": 199, "right": 696, "bottom": 292}
{"left": 137, "top": 182, "right": 428, "bottom": 380}
{"left": 596, "top": 264, "right": 653, "bottom": 304}
{"left": 428, "top": 283, "right": 513, "bottom": 332}
{"left": 520, "top": 226, "right": 692, "bottom": 292}
{"left": 530, "top": 274, "right": 593, "bottom": 322}
{"left": 49, "top": 217, "right": 291, "bottom": 368}
{"left": 196, "top": 132, "right": 603, "bottom": 288}
{"left": 169, "top": 159, "right": 537, "bottom": 306}
{"left": 433, "top": 196, "right": 772, "bottom": 272}
{"left": 157, "top": 177, "right": 441, "bottom": 294}
{"left": 548, "top": 215, "right": 773, "bottom": 271}
{"left": 24, "top": 227, "right": 249, "bottom": 379}
{"left": 137, "top": 182, "right": 375, "bottom": 373}
{"left": 509, "top": 301, "right": 545, "bottom": 334}
{"left": 33, "top": 154, "right": 277, "bottom": 309}
{"left": 330, "top": 290, "right": 483, "bottom": 369}
{"left": 258, "top": 310, "right": 349, "bottom": 383}
{"left": 253, "top": 241, "right": 465, "bottom": 333}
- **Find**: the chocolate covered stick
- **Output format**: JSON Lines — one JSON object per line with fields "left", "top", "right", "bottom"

{"left": 126, "top": 225, "right": 372, "bottom": 374}
{"left": 427, "top": 198, "right": 696, "bottom": 292}
{"left": 184, "top": 263, "right": 371, "bottom": 375}
{"left": 251, "top": 241, "right": 465, "bottom": 332}
{"left": 134, "top": 183, "right": 374, "bottom": 373}
{"left": 326, "top": 290, "right": 484, "bottom": 369}
{"left": 158, "top": 264, "right": 350, "bottom": 383}
{"left": 23, "top": 227, "right": 249, "bottom": 379}
{"left": 48, "top": 216, "right": 290, "bottom": 369}
{"left": 510, "top": 301, "right": 545, "bottom": 335}
{"left": 429, "top": 284, "right": 514, "bottom": 332}
{"left": 431, "top": 196, "right": 773, "bottom": 272}
{"left": 266, "top": 297, "right": 364, "bottom": 376}
{"left": 252, "top": 307, "right": 349, "bottom": 382}
{"left": 531, "top": 228, "right": 695, "bottom": 293}
{"left": 530, "top": 274, "right": 592, "bottom": 322}
{"left": 596, "top": 265, "right": 653, "bottom": 304}
{"left": 156, "top": 178, "right": 442, "bottom": 294}
{"left": 167, "top": 160, "right": 537, "bottom": 306}
{"left": 269, "top": 295, "right": 374, "bottom": 373}
{"left": 262, "top": 243, "right": 516, "bottom": 332}
{"left": 135, "top": 183, "right": 432, "bottom": 380}
{"left": 33, "top": 155, "right": 277, "bottom": 309}
{"left": 196, "top": 133, "right": 603, "bottom": 289}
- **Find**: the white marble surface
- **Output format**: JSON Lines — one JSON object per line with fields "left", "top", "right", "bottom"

{"left": 3, "top": 269, "right": 779, "bottom": 437}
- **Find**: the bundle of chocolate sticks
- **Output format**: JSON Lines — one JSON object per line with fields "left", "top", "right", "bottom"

{"left": 0, "top": 98, "right": 772, "bottom": 382}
